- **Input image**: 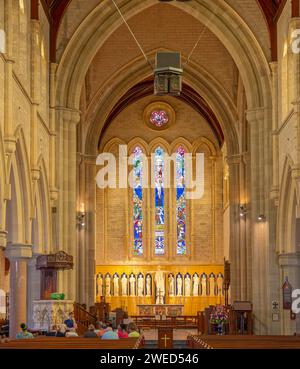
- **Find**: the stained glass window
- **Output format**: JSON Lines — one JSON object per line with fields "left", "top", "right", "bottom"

{"left": 133, "top": 146, "right": 143, "bottom": 256}
{"left": 150, "top": 110, "right": 169, "bottom": 128}
{"left": 154, "top": 147, "right": 165, "bottom": 255}
{"left": 176, "top": 146, "right": 186, "bottom": 255}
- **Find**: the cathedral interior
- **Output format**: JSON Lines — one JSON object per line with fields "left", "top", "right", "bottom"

{"left": 0, "top": 0, "right": 300, "bottom": 348}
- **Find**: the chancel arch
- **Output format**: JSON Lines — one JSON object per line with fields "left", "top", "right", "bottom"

{"left": 93, "top": 91, "right": 225, "bottom": 314}
{"left": 56, "top": 0, "right": 271, "bottom": 111}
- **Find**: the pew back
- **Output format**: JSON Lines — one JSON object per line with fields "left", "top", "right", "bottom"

{"left": 0, "top": 336, "right": 144, "bottom": 350}
{"left": 187, "top": 335, "right": 300, "bottom": 349}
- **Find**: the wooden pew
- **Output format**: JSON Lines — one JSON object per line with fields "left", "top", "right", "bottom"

{"left": 0, "top": 336, "right": 144, "bottom": 350}
{"left": 187, "top": 335, "right": 300, "bottom": 349}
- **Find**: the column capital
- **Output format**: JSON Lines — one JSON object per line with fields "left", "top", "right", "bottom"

{"left": 56, "top": 107, "right": 81, "bottom": 125}
{"left": 5, "top": 244, "right": 33, "bottom": 260}
{"left": 269, "top": 61, "right": 278, "bottom": 74}
{"left": 0, "top": 230, "right": 8, "bottom": 249}
{"left": 28, "top": 252, "right": 43, "bottom": 267}
{"left": 288, "top": 17, "right": 300, "bottom": 34}
{"left": 278, "top": 252, "right": 300, "bottom": 267}
{"left": 77, "top": 152, "right": 97, "bottom": 165}
{"left": 4, "top": 136, "right": 17, "bottom": 154}
{"left": 246, "top": 107, "right": 270, "bottom": 123}
{"left": 226, "top": 154, "right": 242, "bottom": 165}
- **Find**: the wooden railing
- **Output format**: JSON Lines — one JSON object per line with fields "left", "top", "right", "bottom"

{"left": 73, "top": 303, "right": 97, "bottom": 335}
{"left": 130, "top": 315, "right": 201, "bottom": 330}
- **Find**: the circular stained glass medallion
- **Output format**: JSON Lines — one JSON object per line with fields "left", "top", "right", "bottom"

{"left": 150, "top": 110, "right": 169, "bottom": 128}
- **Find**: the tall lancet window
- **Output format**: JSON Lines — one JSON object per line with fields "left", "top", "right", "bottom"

{"left": 154, "top": 147, "right": 165, "bottom": 255}
{"left": 176, "top": 146, "right": 186, "bottom": 255}
{"left": 133, "top": 146, "right": 143, "bottom": 256}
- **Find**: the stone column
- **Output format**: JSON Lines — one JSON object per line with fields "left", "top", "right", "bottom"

{"left": 226, "top": 155, "right": 243, "bottom": 302}
{"left": 0, "top": 231, "right": 7, "bottom": 292}
{"left": 57, "top": 109, "right": 80, "bottom": 301}
{"left": 270, "top": 62, "right": 279, "bottom": 202}
{"left": 77, "top": 141, "right": 100, "bottom": 308}
{"left": 247, "top": 108, "right": 280, "bottom": 334}
{"left": 278, "top": 253, "right": 300, "bottom": 334}
{"left": 5, "top": 244, "right": 32, "bottom": 338}
{"left": 27, "top": 254, "right": 41, "bottom": 329}
{"left": 82, "top": 157, "right": 97, "bottom": 307}
{"left": 30, "top": 18, "right": 41, "bottom": 181}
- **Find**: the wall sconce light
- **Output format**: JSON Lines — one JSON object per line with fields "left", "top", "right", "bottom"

{"left": 257, "top": 214, "right": 266, "bottom": 222}
{"left": 77, "top": 212, "right": 86, "bottom": 228}
{"left": 239, "top": 205, "right": 247, "bottom": 218}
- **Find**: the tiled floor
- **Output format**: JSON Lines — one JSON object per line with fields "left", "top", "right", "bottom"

{"left": 142, "top": 328, "right": 197, "bottom": 341}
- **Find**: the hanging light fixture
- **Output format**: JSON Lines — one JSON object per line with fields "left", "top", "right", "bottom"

{"left": 112, "top": 0, "right": 212, "bottom": 97}
{"left": 154, "top": 52, "right": 183, "bottom": 96}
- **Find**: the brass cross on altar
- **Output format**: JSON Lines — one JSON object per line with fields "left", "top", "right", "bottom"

{"left": 161, "top": 334, "right": 171, "bottom": 348}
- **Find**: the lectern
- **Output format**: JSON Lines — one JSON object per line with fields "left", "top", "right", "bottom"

{"left": 36, "top": 251, "right": 73, "bottom": 299}
{"left": 158, "top": 328, "right": 173, "bottom": 349}
{"left": 230, "top": 301, "right": 253, "bottom": 335}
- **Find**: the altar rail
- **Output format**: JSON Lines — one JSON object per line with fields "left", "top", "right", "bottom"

{"left": 131, "top": 315, "right": 203, "bottom": 330}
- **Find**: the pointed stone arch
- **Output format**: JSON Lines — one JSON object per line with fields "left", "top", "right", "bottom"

{"left": 5, "top": 127, "right": 32, "bottom": 245}
{"left": 148, "top": 137, "right": 170, "bottom": 155}
{"left": 84, "top": 55, "right": 238, "bottom": 157}
{"left": 192, "top": 137, "right": 218, "bottom": 157}
{"left": 127, "top": 138, "right": 149, "bottom": 156}
{"left": 56, "top": 0, "right": 271, "bottom": 112}
{"left": 32, "top": 156, "right": 51, "bottom": 254}
{"left": 277, "top": 155, "right": 300, "bottom": 254}
{"left": 170, "top": 137, "right": 193, "bottom": 154}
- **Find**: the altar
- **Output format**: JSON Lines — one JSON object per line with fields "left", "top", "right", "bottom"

{"left": 137, "top": 304, "right": 184, "bottom": 316}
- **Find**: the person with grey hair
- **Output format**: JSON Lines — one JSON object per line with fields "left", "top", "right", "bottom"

{"left": 84, "top": 324, "right": 98, "bottom": 338}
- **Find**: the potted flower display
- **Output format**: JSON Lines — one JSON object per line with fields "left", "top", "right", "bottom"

{"left": 210, "top": 305, "right": 230, "bottom": 335}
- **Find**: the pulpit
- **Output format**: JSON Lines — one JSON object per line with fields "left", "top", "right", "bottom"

{"left": 32, "top": 251, "right": 74, "bottom": 331}
{"left": 36, "top": 251, "right": 73, "bottom": 299}
{"left": 158, "top": 328, "right": 173, "bottom": 349}
{"left": 32, "top": 299, "right": 74, "bottom": 331}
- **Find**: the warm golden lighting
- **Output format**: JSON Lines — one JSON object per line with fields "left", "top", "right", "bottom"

{"left": 19, "top": 0, "right": 25, "bottom": 14}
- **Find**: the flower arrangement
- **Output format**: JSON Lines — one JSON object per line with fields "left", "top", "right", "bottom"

{"left": 209, "top": 305, "right": 230, "bottom": 325}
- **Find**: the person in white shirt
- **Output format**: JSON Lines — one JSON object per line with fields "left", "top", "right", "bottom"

{"left": 65, "top": 328, "right": 78, "bottom": 337}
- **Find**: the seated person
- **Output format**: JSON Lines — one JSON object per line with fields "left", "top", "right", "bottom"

{"left": 127, "top": 323, "right": 140, "bottom": 338}
{"left": 117, "top": 324, "right": 128, "bottom": 339}
{"left": 1, "top": 334, "right": 9, "bottom": 343}
{"left": 65, "top": 328, "right": 78, "bottom": 337}
{"left": 96, "top": 323, "right": 108, "bottom": 337}
{"left": 16, "top": 323, "right": 34, "bottom": 339}
{"left": 101, "top": 325, "right": 119, "bottom": 340}
{"left": 56, "top": 325, "right": 66, "bottom": 337}
{"left": 84, "top": 324, "right": 98, "bottom": 338}
{"left": 94, "top": 322, "right": 102, "bottom": 336}
{"left": 46, "top": 325, "right": 57, "bottom": 337}
{"left": 64, "top": 312, "right": 77, "bottom": 330}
